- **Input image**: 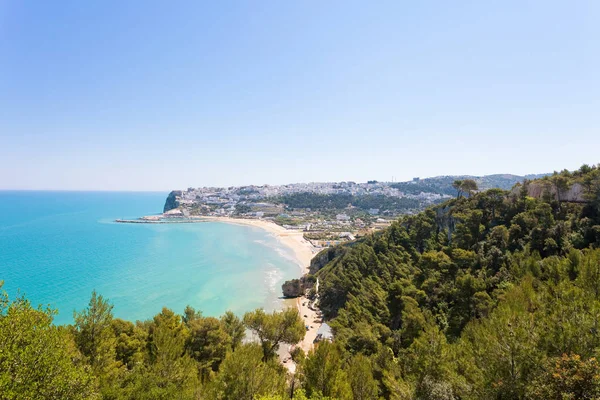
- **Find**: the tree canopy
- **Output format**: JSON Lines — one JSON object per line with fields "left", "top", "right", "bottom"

{"left": 243, "top": 307, "right": 305, "bottom": 361}
{"left": 2, "top": 164, "right": 600, "bottom": 399}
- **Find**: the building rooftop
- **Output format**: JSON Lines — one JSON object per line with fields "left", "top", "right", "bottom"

{"left": 316, "top": 323, "right": 333, "bottom": 340}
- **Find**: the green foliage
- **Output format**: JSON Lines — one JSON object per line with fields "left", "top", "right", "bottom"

{"left": 220, "top": 310, "right": 245, "bottom": 351}
{"left": 256, "top": 389, "right": 323, "bottom": 400}
{"left": 207, "top": 343, "right": 287, "bottom": 400}
{"left": 528, "top": 354, "right": 600, "bottom": 399}
{"left": 111, "top": 318, "right": 146, "bottom": 369}
{"left": 5, "top": 164, "right": 600, "bottom": 399}
{"left": 235, "top": 203, "right": 252, "bottom": 214}
{"left": 243, "top": 307, "right": 305, "bottom": 361}
{"left": 312, "top": 165, "right": 600, "bottom": 398}
{"left": 73, "top": 291, "right": 123, "bottom": 397}
{"left": 392, "top": 173, "right": 545, "bottom": 196}
{"left": 276, "top": 192, "right": 420, "bottom": 213}
{"left": 116, "top": 308, "right": 199, "bottom": 399}
{"left": 0, "top": 286, "right": 98, "bottom": 399}
{"left": 461, "top": 179, "right": 478, "bottom": 196}
{"left": 345, "top": 354, "right": 379, "bottom": 400}
{"left": 73, "top": 291, "right": 119, "bottom": 374}
{"left": 182, "top": 304, "right": 202, "bottom": 325}
{"left": 186, "top": 316, "right": 231, "bottom": 377}
{"left": 458, "top": 278, "right": 544, "bottom": 398}
{"left": 300, "top": 341, "right": 352, "bottom": 400}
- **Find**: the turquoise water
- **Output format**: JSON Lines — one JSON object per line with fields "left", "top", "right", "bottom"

{"left": 0, "top": 191, "right": 301, "bottom": 325}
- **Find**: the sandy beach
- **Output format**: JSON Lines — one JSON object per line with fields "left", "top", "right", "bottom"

{"left": 201, "top": 216, "right": 323, "bottom": 369}
{"left": 199, "top": 216, "right": 315, "bottom": 274}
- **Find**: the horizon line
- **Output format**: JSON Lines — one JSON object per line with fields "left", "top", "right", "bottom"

{"left": 0, "top": 170, "right": 555, "bottom": 193}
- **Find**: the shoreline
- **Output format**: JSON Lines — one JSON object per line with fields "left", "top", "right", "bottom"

{"left": 198, "top": 216, "right": 316, "bottom": 275}
{"left": 117, "top": 215, "right": 316, "bottom": 274}
{"left": 201, "top": 216, "right": 323, "bottom": 366}
{"left": 116, "top": 214, "right": 323, "bottom": 364}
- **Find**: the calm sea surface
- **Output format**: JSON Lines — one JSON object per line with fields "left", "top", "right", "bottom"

{"left": 0, "top": 191, "right": 301, "bottom": 324}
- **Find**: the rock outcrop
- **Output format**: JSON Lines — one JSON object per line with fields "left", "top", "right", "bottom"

{"left": 282, "top": 278, "right": 306, "bottom": 298}
{"left": 435, "top": 205, "right": 456, "bottom": 243}
{"left": 309, "top": 247, "right": 347, "bottom": 275}
{"left": 163, "top": 208, "right": 185, "bottom": 218}
{"left": 282, "top": 247, "right": 349, "bottom": 298}
{"left": 281, "top": 275, "right": 317, "bottom": 298}
{"left": 512, "top": 182, "right": 588, "bottom": 203}
{"left": 163, "top": 191, "right": 182, "bottom": 212}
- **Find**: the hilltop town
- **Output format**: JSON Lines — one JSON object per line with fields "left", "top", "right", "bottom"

{"left": 163, "top": 181, "right": 444, "bottom": 240}
{"left": 159, "top": 173, "right": 545, "bottom": 247}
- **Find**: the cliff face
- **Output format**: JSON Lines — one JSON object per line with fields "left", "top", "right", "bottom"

{"left": 282, "top": 279, "right": 306, "bottom": 298}
{"left": 309, "top": 247, "right": 347, "bottom": 275}
{"left": 513, "top": 182, "right": 588, "bottom": 203}
{"left": 281, "top": 275, "right": 316, "bottom": 298}
{"left": 435, "top": 205, "right": 456, "bottom": 243}
{"left": 163, "top": 191, "right": 182, "bottom": 213}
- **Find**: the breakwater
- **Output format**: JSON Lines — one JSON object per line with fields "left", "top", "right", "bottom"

{"left": 115, "top": 218, "right": 205, "bottom": 224}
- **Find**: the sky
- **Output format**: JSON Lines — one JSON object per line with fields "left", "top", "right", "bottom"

{"left": 1, "top": 1, "right": 599, "bottom": 191}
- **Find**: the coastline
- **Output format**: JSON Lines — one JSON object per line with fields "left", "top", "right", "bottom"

{"left": 198, "top": 216, "right": 315, "bottom": 274}
{"left": 116, "top": 214, "right": 323, "bottom": 364}
{"left": 200, "top": 216, "right": 322, "bottom": 364}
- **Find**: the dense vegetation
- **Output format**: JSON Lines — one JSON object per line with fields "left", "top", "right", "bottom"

{"left": 275, "top": 193, "right": 421, "bottom": 213}
{"left": 0, "top": 292, "right": 310, "bottom": 400}
{"left": 2, "top": 165, "right": 600, "bottom": 399}
{"left": 314, "top": 164, "right": 600, "bottom": 398}
{"left": 391, "top": 173, "right": 548, "bottom": 196}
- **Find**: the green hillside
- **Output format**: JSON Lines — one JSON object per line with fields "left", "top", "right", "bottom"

{"left": 2, "top": 164, "right": 600, "bottom": 399}
{"left": 391, "top": 173, "right": 549, "bottom": 196}
{"left": 313, "top": 164, "right": 600, "bottom": 398}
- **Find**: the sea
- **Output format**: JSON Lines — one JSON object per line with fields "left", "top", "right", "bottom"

{"left": 0, "top": 191, "right": 302, "bottom": 325}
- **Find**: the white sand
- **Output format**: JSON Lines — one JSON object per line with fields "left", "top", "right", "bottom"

{"left": 294, "top": 295, "right": 321, "bottom": 352}
{"left": 199, "top": 217, "right": 315, "bottom": 274}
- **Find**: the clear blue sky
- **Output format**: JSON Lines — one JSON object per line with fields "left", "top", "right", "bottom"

{"left": 1, "top": 1, "right": 599, "bottom": 191}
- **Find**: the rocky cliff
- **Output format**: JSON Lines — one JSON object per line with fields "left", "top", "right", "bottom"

{"left": 163, "top": 191, "right": 182, "bottom": 213}
{"left": 435, "top": 205, "right": 456, "bottom": 243}
{"left": 281, "top": 275, "right": 316, "bottom": 298}
{"left": 309, "top": 247, "right": 348, "bottom": 275}
{"left": 281, "top": 278, "right": 306, "bottom": 298}
{"left": 512, "top": 182, "right": 588, "bottom": 203}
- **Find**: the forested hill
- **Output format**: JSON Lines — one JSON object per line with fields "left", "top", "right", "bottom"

{"left": 3, "top": 165, "right": 600, "bottom": 400}
{"left": 391, "top": 172, "right": 548, "bottom": 196}
{"left": 312, "top": 164, "right": 600, "bottom": 398}
{"left": 512, "top": 166, "right": 600, "bottom": 203}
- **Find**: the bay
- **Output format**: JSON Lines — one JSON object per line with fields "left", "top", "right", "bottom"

{"left": 0, "top": 191, "right": 301, "bottom": 324}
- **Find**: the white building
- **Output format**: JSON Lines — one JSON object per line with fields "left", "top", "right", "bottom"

{"left": 336, "top": 213, "right": 350, "bottom": 221}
